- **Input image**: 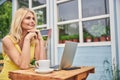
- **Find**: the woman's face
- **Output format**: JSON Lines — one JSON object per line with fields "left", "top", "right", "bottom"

{"left": 21, "top": 11, "right": 35, "bottom": 31}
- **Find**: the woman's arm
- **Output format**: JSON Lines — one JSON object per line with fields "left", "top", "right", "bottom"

{"left": 34, "top": 39, "right": 46, "bottom": 60}
{"left": 34, "top": 31, "right": 46, "bottom": 60}
{"left": 2, "top": 32, "right": 37, "bottom": 69}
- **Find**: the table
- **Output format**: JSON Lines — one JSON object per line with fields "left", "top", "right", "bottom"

{"left": 9, "top": 66, "right": 95, "bottom": 80}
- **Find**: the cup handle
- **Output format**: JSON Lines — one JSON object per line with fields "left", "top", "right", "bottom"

{"left": 35, "top": 61, "right": 39, "bottom": 68}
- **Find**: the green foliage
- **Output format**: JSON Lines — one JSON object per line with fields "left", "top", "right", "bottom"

{"left": 0, "top": 54, "right": 3, "bottom": 60}
{"left": 59, "top": 35, "right": 66, "bottom": 40}
{"left": 30, "top": 59, "right": 35, "bottom": 65}
{"left": 0, "top": 1, "right": 12, "bottom": 39}
{"left": 42, "top": 36, "right": 47, "bottom": 40}
{"left": 59, "top": 35, "right": 70, "bottom": 40}
{"left": 90, "top": 24, "right": 106, "bottom": 37}
{"left": 72, "top": 34, "right": 79, "bottom": 39}
{"left": 84, "top": 32, "right": 92, "bottom": 39}
{"left": 102, "top": 58, "right": 120, "bottom": 80}
{"left": 64, "top": 35, "right": 70, "bottom": 40}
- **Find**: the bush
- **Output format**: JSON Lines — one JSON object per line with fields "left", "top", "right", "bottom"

{"left": 0, "top": 1, "right": 12, "bottom": 39}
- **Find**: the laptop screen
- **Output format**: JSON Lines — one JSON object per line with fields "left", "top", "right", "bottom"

{"left": 59, "top": 41, "right": 78, "bottom": 69}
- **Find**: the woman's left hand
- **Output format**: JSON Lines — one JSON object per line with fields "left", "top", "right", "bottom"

{"left": 27, "top": 29, "right": 43, "bottom": 40}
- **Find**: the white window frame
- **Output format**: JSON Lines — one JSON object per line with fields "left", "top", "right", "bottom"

{"left": 116, "top": 0, "right": 120, "bottom": 69}
{"left": 13, "top": 0, "right": 117, "bottom": 66}
{"left": 53, "top": 0, "right": 116, "bottom": 65}
{"left": 54, "top": 0, "right": 112, "bottom": 47}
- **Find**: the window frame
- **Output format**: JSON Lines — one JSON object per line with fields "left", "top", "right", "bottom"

{"left": 30, "top": 0, "right": 48, "bottom": 29}
{"left": 55, "top": 0, "right": 111, "bottom": 47}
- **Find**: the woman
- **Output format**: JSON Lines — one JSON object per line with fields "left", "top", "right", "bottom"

{"left": 0, "top": 7, "right": 46, "bottom": 80}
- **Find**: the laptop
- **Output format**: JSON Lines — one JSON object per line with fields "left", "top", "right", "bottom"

{"left": 50, "top": 41, "right": 79, "bottom": 70}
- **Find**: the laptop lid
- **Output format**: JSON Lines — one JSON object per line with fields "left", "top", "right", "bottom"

{"left": 59, "top": 41, "right": 78, "bottom": 70}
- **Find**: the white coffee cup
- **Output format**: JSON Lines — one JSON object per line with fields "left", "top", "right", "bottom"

{"left": 35, "top": 59, "right": 50, "bottom": 70}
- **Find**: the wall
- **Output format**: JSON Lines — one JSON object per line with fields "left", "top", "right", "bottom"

{"left": 58, "top": 46, "right": 112, "bottom": 80}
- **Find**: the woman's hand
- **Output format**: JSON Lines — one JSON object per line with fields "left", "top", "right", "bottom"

{"left": 25, "top": 32, "right": 37, "bottom": 41}
{"left": 26, "top": 29, "right": 43, "bottom": 40}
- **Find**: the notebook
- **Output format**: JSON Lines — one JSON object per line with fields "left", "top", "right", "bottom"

{"left": 50, "top": 41, "right": 79, "bottom": 70}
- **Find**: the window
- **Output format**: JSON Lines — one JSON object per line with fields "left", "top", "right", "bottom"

{"left": 59, "top": 22, "right": 79, "bottom": 43}
{"left": 82, "top": 0, "right": 110, "bottom": 43}
{"left": 56, "top": 0, "right": 110, "bottom": 45}
{"left": 34, "top": 8, "right": 46, "bottom": 25}
{"left": 18, "top": 0, "right": 29, "bottom": 8}
{"left": 57, "top": 0, "right": 79, "bottom": 44}
{"left": 32, "top": 0, "right": 46, "bottom": 7}
{"left": 83, "top": 18, "right": 110, "bottom": 42}
{"left": 58, "top": 0, "right": 78, "bottom": 21}
{"left": 32, "top": 0, "right": 47, "bottom": 30}
{"left": 82, "top": 0, "right": 109, "bottom": 18}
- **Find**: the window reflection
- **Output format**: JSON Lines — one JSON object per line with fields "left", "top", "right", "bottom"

{"left": 83, "top": 18, "right": 110, "bottom": 42}
{"left": 82, "top": 0, "right": 109, "bottom": 18}
{"left": 18, "top": 0, "right": 28, "bottom": 8}
{"left": 32, "top": 0, "right": 46, "bottom": 7}
{"left": 58, "top": 23, "right": 79, "bottom": 44}
{"left": 34, "top": 8, "right": 47, "bottom": 25}
{"left": 58, "top": 0, "right": 78, "bottom": 22}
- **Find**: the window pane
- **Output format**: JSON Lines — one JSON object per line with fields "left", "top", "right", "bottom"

{"left": 18, "top": 0, "right": 28, "bottom": 8}
{"left": 37, "top": 28, "right": 48, "bottom": 40}
{"left": 32, "top": 0, "right": 46, "bottom": 7}
{"left": 58, "top": 23, "right": 79, "bottom": 44}
{"left": 34, "top": 8, "right": 47, "bottom": 25}
{"left": 83, "top": 18, "right": 110, "bottom": 42}
{"left": 58, "top": 0, "right": 78, "bottom": 22}
{"left": 82, "top": 0, "right": 109, "bottom": 18}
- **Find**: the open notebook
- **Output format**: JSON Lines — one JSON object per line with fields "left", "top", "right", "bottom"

{"left": 50, "top": 41, "right": 80, "bottom": 70}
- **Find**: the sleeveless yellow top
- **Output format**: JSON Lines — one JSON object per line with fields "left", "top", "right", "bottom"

{"left": 0, "top": 35, "right": 35, "bottom": 80}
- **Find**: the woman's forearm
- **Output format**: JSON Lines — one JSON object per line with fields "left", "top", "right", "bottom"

{"left": 20, "top": 38, "right": 31, "bottom": 69}
{"left": 39, "top": 40, "right": 46, "bottom": 59}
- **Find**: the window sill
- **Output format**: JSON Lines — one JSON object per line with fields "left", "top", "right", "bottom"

{"left": 57, "top": 41, "right": 111, "bottom": 47}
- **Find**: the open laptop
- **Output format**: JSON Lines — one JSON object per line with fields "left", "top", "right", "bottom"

{"left": 50, "top": 41, "right": 79, "bottom": 70}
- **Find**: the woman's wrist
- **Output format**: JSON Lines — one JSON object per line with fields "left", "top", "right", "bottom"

{"left": 38, "top": 36, "right": 43, "bottom": 41}
{"left": 24, "top": 37, "right": 31, "bottom": 42}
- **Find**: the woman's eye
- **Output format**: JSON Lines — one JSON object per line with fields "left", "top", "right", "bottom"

{"left": 25, "top": 17, "right": 35, "bottom": 21}
{"left": 26, "top": 17, "right": 31, "bottom": 19}
{"left": 32, "top": 18, "right": 35, "bottom": 20}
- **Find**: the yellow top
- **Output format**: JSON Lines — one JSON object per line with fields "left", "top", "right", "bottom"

{"left": 0, "top": 35, "right": 35, "bottom": 80}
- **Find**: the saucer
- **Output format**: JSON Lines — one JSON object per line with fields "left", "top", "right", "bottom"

{"left": 35, "top": 68, "right": 54, "bottom": 74}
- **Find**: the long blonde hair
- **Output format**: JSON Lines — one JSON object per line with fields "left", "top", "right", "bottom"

{"left": 9, "top": 7, "right": 37, "bottom": 43}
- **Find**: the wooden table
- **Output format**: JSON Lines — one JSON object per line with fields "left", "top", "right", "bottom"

{"left": 9, "top": 66, "right": 95, "bottom": 80}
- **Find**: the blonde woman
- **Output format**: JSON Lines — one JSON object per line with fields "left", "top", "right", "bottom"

{"left": 0, "top": 7, "right": 46, "bottom": 80}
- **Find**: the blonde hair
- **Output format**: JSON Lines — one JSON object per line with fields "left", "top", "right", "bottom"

{"left": 9, "top": 7, "right": 37, "bottom": 43}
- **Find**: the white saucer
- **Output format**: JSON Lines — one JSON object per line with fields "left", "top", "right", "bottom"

{"left": 35, "top": 68, "right": 54, "bottom": 74}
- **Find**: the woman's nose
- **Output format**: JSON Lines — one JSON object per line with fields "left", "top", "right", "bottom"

{"left": 30, "top": 18, "right": 35, "bottom": 23}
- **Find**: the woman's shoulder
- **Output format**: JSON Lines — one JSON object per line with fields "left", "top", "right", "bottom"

{"left": 2, "top": 35, "right": 12, "bottom": 44}
{"left": 2, "top": 35, "right": 17, "bottom": 44}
